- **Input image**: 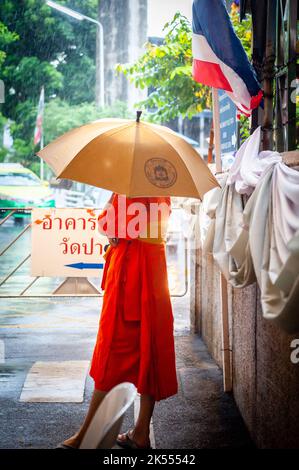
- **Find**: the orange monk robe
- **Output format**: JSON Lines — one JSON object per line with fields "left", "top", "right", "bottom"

{"left": 89, "top": 194, "right": 178, "bottom": 401}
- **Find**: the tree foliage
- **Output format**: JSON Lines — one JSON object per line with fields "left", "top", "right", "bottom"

{"left": 0, "top": 19, "right": 18, "bottom": 161}
{"left": 230, "top": 2, "right": 252, "bottom": 56}
{"left": 117, "top": 7, "right": 253, "bottom": 124}
{"left": 0, "top": 0, "right": 103, "bottom": 167}
{"left": 43, "top": 99, "right": 132, "bottom": 145}
{"left": 0, "top": 20, "right": 18, "bottom": 67}
{"left": 0, "top": 0, "right": 98, "bottom": 111}
{"left": 10, "top": 99, "right": 132, "bottom": 174}
{"left": 117, "top": 12, "right": 211, "bottom": 123}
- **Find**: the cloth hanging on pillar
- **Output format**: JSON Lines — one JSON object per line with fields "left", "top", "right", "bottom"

{"left": 246, "top": 163, "right": 299, "bottom": 332}
{"left": 200, "top": 125, "right": 299, "bottom": 331}
{"left": 200, "top": 127, "right": 280, "bottom": 254}
{"left": 211, "top": 163, "right": 299, "bottom": 330}
{"left": 200, "top": 173, "right": 227, "bottom": 253}
{"left": 227, "top": 126, "right": 281, "bottom": 194}
{"left": 212, "top": 180, "right": 256, "bottom": 288}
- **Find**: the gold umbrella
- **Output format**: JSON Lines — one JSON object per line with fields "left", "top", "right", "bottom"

{"left": 37, "top": 112, "right": 219, "bottom": 199}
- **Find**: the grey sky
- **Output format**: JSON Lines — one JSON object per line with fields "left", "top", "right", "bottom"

{"left": 148, "top": 0, "right": 192, "bottom": 37}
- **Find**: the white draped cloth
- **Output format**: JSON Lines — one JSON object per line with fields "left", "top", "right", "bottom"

{"left": 201, "top": 127, "right": 282, "bottom": 255}
{"left": 200, "top": 173, "right": 227, "bottom": 253}
{"left": 199, "top": 127, "right": 299, "bottom": 332}
{"left": 246, "top": 163, "right": 299, "bottom": 332}
{"left": 227, "top": 126, "right": 281, "bottom": 194}
{"left": 212, "top": 181, "right": 255, "bottom": 288}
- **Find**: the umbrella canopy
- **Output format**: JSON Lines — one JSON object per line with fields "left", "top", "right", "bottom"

{"left": 37, "top": 115, "right": 219, "bottom": 199}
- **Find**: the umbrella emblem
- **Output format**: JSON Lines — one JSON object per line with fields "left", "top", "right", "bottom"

{"left": 144, "top": 158, "right": 177, "bottom": 188}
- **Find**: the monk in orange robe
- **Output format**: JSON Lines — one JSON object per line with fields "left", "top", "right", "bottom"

{"left": 61, "top": 193, "right": 178, "bottom": 449}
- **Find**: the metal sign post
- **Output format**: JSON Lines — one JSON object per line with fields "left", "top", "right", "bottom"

{"left": 40, "top": 133, "right": 44, "bottom": 182}
{"left": 212, "top": 88, "right": 222, "bottom": 173}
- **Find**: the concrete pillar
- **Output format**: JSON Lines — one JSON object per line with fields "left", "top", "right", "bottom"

{"left": 99, "top": 0, "right": 148, "bottom": 108}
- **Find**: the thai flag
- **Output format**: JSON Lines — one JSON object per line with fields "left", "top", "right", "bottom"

{"left": 192, "top": 0, "right": 262, "bottom": 117}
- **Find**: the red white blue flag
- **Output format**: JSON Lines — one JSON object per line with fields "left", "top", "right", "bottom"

{"left": 192, "top": 0, "right": 262, "bottom": 117}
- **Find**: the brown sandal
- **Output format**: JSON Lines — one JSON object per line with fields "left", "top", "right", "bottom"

{"left": 116, "top": 431, "right": 152, "bottom": 449}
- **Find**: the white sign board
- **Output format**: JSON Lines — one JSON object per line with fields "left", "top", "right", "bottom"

{"left": 31, "top": 208, "right": 107, "bottom": 277}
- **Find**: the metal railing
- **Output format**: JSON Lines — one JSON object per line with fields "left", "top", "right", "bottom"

{"left": 0, "top": 207, "right": 189, "bottom": 298}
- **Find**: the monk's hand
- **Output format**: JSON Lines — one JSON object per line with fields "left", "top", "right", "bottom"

{"left": 108, "top": 237, "right": 119, "bottom": 247}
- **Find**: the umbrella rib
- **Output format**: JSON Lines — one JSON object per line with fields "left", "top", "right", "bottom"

{"left": 128, "top": 125, "right": 138, "bottom": 197}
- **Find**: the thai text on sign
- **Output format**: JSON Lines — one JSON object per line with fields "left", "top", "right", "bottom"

{"left": 31, "top": 208, "right": 106, "bottom": 277}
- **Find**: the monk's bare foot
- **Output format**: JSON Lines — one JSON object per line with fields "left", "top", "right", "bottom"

{"left": 117, "top": 428, "right": 151, "bottom": 448}
{"left": 61, "top": 433, "right": 82, "bottom": 448}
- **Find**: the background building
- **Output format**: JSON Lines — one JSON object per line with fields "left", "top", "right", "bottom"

{"left": 99, "top": 0, "right": 148, "bottom": 107}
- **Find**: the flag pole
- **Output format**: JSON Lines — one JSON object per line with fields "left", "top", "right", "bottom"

{"left": 40, "top": 133, "right": 44, "bottom": 181}
{"left": 40, "top": 86, "right": 44, "bottom": 181}
{"left": 34, "top": 86, "right": 45, "bottom": 181}
{"left": 212, "top": 87, "right": 232, "bottom": 393}
{"left": 212, "top": 87, "right": 222, "bottom": 172}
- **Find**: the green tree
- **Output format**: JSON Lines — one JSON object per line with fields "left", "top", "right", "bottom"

{"left": 0, "top": 20, "right": 18, "bottom": 68}
{"left": 230, "top": 2, "right": 252, "bottom": 56}
{"left": 117, "top": 9, "right": 253, "bottom": 125}
{"left": 0, "top": 0, "right": 100, "bottom": 164}
{"left": 52, "top": 0, "right": 99, "bottom": 105}
{"left": 9, "top": 98, "right": 132, "bottom": 173}
{"left": 0, "top": 20, "right": 18, "bottom": 161}
{"left": 43, "top": 99, "right": 132, "bottom": 145}
{"left": 0, "top": 0, "right": 98, "bottom": 112}
{"left": 117, "top": 13, "right": 211, "bottom": 123}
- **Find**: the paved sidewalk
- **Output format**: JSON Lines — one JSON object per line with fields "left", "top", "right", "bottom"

{"left": 0, "top": 296, "right": 252, "bottom": 449}
{"left": 152, "top": 334, "right": 253, "bottom": 448}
